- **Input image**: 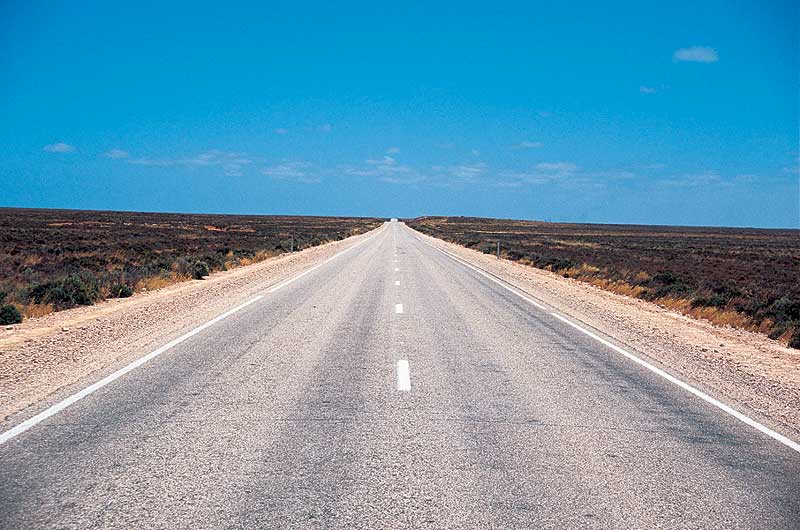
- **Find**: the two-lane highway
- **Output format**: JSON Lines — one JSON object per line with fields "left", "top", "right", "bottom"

{"left": 1, "top": 221, "right": 798, "bottom": 528}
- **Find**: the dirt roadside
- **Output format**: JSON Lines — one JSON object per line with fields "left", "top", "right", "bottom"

{"left": 0, "top": 226, "right": 382, "bottom": 424}
{"left": 413, "top": 228, "right": 800, "bottom": 440}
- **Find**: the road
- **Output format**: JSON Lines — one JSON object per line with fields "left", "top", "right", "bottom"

{"left": 1, "top": 222, "right": 798, "bottom": 528}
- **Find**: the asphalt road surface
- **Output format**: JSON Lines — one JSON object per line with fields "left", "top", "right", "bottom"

{"left": 1, "top": 222, "right": 798, "bottom": 528}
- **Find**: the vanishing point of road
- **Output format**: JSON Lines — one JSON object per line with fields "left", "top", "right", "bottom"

{"left": 1, "top": 222, "right": 798, "bottom": 528}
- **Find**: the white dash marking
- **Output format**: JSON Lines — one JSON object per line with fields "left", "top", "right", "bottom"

{"left": 394, "top": 267, "right": 399, "bottom": 272}
{"left": 395, "top": 303, "right": 404, "bottom": 314}
{"left": 395, "top": 280, "right": 400, "bottom": 286}
{"left": 396, "top": 360, "right": 411, "bottom": 391}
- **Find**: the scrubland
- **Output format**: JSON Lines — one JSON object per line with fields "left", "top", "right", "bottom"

{"left": 407, "top": 216, "right": 800, "bottom": 348}
{"left": 0, "top": 208, "right": 381, "bottom": 321}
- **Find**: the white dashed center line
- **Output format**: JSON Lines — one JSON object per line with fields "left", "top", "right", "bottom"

{"left": 395, "top": 280, "right": 400, "bottom": 286}
{"left": 395, "top": 303, "right": 404, "bottom": 314}
{"left": 396, "top": 360, "right": 411, "bottom": 391}
{"left": 394, "top": 267, "right": 399, "bottom": 272}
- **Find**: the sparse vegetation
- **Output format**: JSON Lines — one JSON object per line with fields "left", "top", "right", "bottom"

{"left": 0, "top": 304, "right": 22, "bottom": 325}
{"left": 0, "top": 292, "right": 23, "bottom": 325}
{"left": 109, "top": 283, "right": 134, "bottom": 298}
{"left": 191, "top": 261, "right": 210, "bottom": 280}
{"left": 407, "top": 216, "right": 800, "bottom": 349}
{"left": 0, "top": 208, "right": 382, "bottom": 321}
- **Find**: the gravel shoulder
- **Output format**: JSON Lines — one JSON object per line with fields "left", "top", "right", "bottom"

{"left": 0, "top": 227, "right": 381, "bottom": 424}
{"left": 413, "top": 228, "right": 800, "bottom": 439}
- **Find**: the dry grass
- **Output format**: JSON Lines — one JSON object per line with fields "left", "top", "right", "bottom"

{"left": 135, "top": 273, "right": 188, "bottom": 292}
{"left": 20, "top": 303, "right": 55, "bottom": 319}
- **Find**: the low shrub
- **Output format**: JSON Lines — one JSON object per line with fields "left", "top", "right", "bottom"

{"left": 192, "top": 261, "right": 210, "bottom": 280}
{"left": 691, "top": 293, "right": 729, "bottom": 308}
{"left": 0, "top": 304, "right": 22, "bottom": 325}
{"left": 109, "top": 283, "right": 133, "bottom": 298}
{"left": 28, "top": 272, "right": 100, "bottom": 309}
{"left": 769, "top": 297, "right": 800, "bottom": 324}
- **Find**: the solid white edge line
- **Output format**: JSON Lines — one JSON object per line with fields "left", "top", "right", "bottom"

{"left": 395, "top": 303, "right": 404, "bottom": 314}
{"left": 0, "top": 226, "right": 387, "bottom": 446}
{"left": 415, "top": 230, "right": 800, "bottom": 455}
{"left": 0, "top": 294, "right": 263, "bottom": 446}
{"left": 548, "top": 312, "right": 800, "bottom": 453}
{"left": 396, "top": 359, "right": 411, "bottom": 391}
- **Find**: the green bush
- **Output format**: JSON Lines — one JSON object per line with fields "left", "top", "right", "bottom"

{"left": 28, "top": 272, "right": 100, "bottom": 309}
{"left": 0, "top": 304, "right": 22, "bottom": 325}
{"left": 192, "top": 261, "right": 210, "bottom": 280}
{"left": 109, "top": 283, "right": 133, "bottom": 298}
{"left": 691, "top": 294, "right": 729, "bottom": 308}
{"left": 769, "top": 297, "right": 800, "bottom": 323}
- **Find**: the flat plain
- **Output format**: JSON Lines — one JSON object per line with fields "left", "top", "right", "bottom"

{"left": 0, "top": 208, "right": 381, "bottom": 319}
{"left": 406, "top": 216, "right": 800, "bottom": 348}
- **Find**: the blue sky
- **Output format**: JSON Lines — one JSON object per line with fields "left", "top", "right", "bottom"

{"left": 1, "top": 1, "right": 798, "bottom": 227}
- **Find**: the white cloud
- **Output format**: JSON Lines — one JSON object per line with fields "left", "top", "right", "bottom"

{"left": 536, "top": 162, "right": 577, "bottom": 174}
{"left": 262, "top": 161, "right": 319, "bottom": 183}
{"left": 342, "top": 154, "right": 424, "bottom": 184}
{"left": 366, "top": 155, "right": 397, "bottom": 166}
{"left": 386, "top": 147, "right": 400, "bottom": 154}
{"left": 274, "top": 128, "right": 288, "bottom": 135}
{"left": 537, "top": 110, "right": 552, "bottom": 118}
{"left": 471, "top": 149, "right": 481, "bottom": 156}
{"left": 127, "top": 150, "right": 254, "bottom": 174}
{"left": 317, "top": 123, "right": 332, "bottom": 133}
{"left": 673, "top": 46, "right": 719, "bottom": 63}
{"left": 43, "top": 142, "right": 75, "bottom": 153}
{"left": 639, "top": 86, "right": 657, "bottom": 94}
{"left": 449, "top": 163, "right": 486, "bottom": 181}
{"left": 105, "top": 149, "right": 129, "bottom": 159}
{"left": 516, "top": 141, "right": 543, "bottom": 149}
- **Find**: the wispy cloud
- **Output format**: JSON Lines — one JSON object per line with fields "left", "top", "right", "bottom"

{"left": 537, "top": 110, "right": 552, "bottom": 118}
{"left": 673, "top": 46, "right": 719, "bottom": 63}
{"left": 445, "top": 163, "right": 487, "bottom": 184}
{"left": 317, "top": 123, "right": 332, "bottom": 133}
{"left": 386, "top": 146, "right": 401, "bottom": 154}
{"left": 515, "top": 141, "right": 543, "bottom": 149}
{"left": 656, "top": 170, "right": 730, "bottom": 188}
{"left": 274, "top": 128, "right": 288, "bottom": 135}
{"left": 536, "top": 162, "right": 577, "bottom": 175}
{"left": 104, "top": 149, "right": 129, "bottom": 159}
{"left": 126, "top": 150, "right": 254, "bottom": 176}
{"left": 342, "top": 154, "right": 425, "bottom": 184}
{"left": 43, "top": 142, "right": 75, "bottom": 153}
{"left": 262, "top": 161, "right": 319, "bottom": 183}
{"left": 639, "top": 86, "right": 657, "bottom": 94}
